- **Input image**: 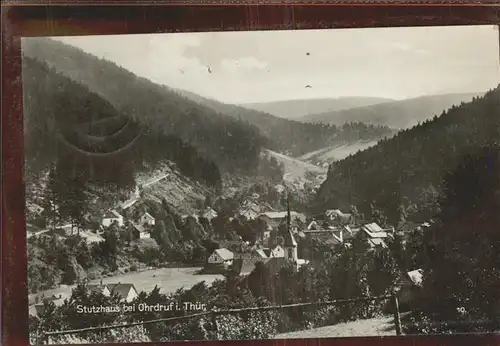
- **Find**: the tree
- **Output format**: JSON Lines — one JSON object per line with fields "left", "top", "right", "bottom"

{"left": 57, "top": 169, "right": 89, "bottom": 234}
{"left": 417, "top": 147, "right": 500, "bottom": 332}
{"left": 369, "top": 203, "right": 388, "bottom": 227}
{"left": 41, "top": 166, "right": 63, "bottom": 230}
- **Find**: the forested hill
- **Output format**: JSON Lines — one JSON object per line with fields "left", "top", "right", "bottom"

{"left": 22, "top": 38, "right": 394, "bottom": 158}
{"left": 240, "top": 96, "right": 393, "bottom": 120}
{"left": 302, "top": 92, "right": 484, "bottom": 129}
{"left": 313, "top": 87, "right": 500, "bottom": 224}
{"left": 176, "top": 89, "right": 396, "bottom": 157}
{"left": 23, "top": 57, "right": 223, "bottom": 191}
{"left": 22, "top": 38, "right": 265, "bottom": 173}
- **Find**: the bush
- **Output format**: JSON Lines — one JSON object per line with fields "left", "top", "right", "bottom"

{"left": 215, "top": 311, "right": 279, "bottom": 340}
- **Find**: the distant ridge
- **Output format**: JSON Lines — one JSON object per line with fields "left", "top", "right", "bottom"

{"left": 302, "top": 92, "right": 486, "bottom": 129}
{"left": 241, "top": 97, "right": 394, "bottom": 120}
{"left": 314, "top": 87, "right": 499, "bottom": 224}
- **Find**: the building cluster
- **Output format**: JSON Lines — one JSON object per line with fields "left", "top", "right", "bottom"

{"left": 206, "top": 201, "right": 432, "bottom": 303}
{"left": 101, "top": 208, "right": 156, "bottom": 240}
{"left": 32, "top": 282, "right": 139, "bottom": 316}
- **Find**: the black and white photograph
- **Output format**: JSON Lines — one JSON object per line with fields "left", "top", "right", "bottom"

{"left": 22, "top": 25, "right": 500, "bottom": 344}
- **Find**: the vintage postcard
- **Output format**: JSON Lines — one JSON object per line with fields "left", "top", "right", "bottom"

{"left": 22, "top": 25, "right": 500, "bottom": 344}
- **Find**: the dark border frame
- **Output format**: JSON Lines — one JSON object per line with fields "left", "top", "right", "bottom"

{"left": 3, "top": 3, "right": 500, "bottom": 346}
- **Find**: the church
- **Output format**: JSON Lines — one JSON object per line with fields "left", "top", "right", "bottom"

{"left": 268, "top": 196, "right": 309, "bottom": 273}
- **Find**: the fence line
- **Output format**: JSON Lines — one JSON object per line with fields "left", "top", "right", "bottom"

{"left": 40, "top": 294, "right": 398, "bottom": 344}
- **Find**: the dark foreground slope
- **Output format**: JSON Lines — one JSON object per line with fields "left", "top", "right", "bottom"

{"left": 314, "top": 87, "right": 500, "bottom": 223}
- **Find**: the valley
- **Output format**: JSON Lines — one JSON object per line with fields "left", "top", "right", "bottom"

{"left": 22, "top": 29, "right": 500, "bottom": 343}
{"left": 298, "top": 140, "right": 380, "bottom": 166}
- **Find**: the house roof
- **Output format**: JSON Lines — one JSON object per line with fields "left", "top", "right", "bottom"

{"left": 107, "top": 283, "right": 137, "bottom": 299}
{"left": 362, "top": 223, "right": 388, "bottom": 238}
{"left": 363, "top": 222, "right": 383, "bottom": 233}
{"left": 262, "top": 211, "right": 303, "bottom": 220}
{"left": 283, "top": 229, "right": 297, "bottom": 247}
{"left": 325, "top": 209, "right": 350, "bottom": 218}
{"left": 121, "top": 199, "right": 137, "bottom": 210}
{"left": 343, "top": 226, "right": 361, "bottom": 241}
{"left": 307, "top": 221, "right": 319, "bottom": 230}
{"left": 203, "top": 208, "right": 218, "bottom": 219}
{"left": 131, "top": 222, "right": 146, "bottom": 233}
{"left": 87, "top": 284, "right": 108, "bottom": 294}
{"left": 262, "top": 248, "right": 271, "bottom": 257}
{"left": 272, "top": 245, "right": 284, "bottom": 251}
{"left": 214, "top": 248, "right": 234, "bottom": 261}
{"left": 142, "top": 212, "right": 155, "bottom": 220}
{"left": 254, "top": 249, "right": 268, "bottom": 258}
{"left": 104, "top": 210, "right": 122, "bottom": 219}
{"left": 407, "top": 269, "right": 424, "bottom": 287}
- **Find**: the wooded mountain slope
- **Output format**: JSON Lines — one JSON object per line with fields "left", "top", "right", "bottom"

{"left": 303, "top": 93, "right": 484, "bottom": 129}
{"left": 176, "top": 89, "right": 396, "bottom": 156}
{"left": 240, "top": 97, "right": 393, "bottom": 120}
{"left": 22, "top": 38, "right": 265, "bottom": 173}
{"left": 314, "top": 87, "right": 500, "bottom": 223}
{"left": 23, "top": 57, "right": 222, "bottom": 191}
{"left": 22, "top": 38, "right": 394, "bottom": 158}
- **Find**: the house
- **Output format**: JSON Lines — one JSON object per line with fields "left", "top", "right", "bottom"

{"left": 361, "top": 223, "right": 391, "bottom": 237}
{"left": 362, "top": 222, "right": 394, "bottom": 235}
{"left": 282, "top": 224, "right": 309, "bottom": 271}
{"left": 396, "top": 269, "right": 424, "bottom": 311}
{"left": 27, "top": 203, "right": 44, "bottom": 215}
{"left": 131, "top": 223, "right": 150, "bottom": 240}
{"left": 121, "top": 198, "right": 138, "bottom": 211}
{"left": 34, "top": 295, "right": 62, "bottom": 316}
{"left": 79, "top": 231, "right": 105, "bottom": 244}
{"left": 107, "top": 283, "right": 139, "bottom": 303}
{"left": 240, "top": 205, "right": 261, "bottom": 220}
{"left": 259, "top": 211, "right": 306, "bottom": 229}
{"left": 87, "top": 284, "right": 112, "bottom": 297}
{"left": 102, "top": 210, "right": 124, "bottom": 227}
{"left": 251, "top": 249, "right": 269, "bottom": 259}
{"left": 208, "top": 248, "right": 234, "bottom": 267}
{"left": 270, "top": 245, "right": 285, "bottom": 258}
{"left": 343, "top": 225, "right": 361, "bottom": 242}
{"left": 359, "top": 223, "right": 392, "bottom": 249}
{"left": 325, "top": 209, "right": 353, "bottom": 225}
{"left": 140, "top": 212, "right": 156, "bottom": 226}
{"left": 307, "top": 220, "right": 321, "bottom": 231}
{"left": 202, "top": 207, "right": 218, "bottom": 221}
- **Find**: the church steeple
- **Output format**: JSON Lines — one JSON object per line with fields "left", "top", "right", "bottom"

{"left": 286, "top": 192, "right": 291, "bottom": 233}
{"left": 283, "top": 192, "right": 298, "bottom": 262}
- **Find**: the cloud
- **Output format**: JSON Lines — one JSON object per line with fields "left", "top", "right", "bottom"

{"left": 220, "top": 56, "right": 268, "bottom": 74}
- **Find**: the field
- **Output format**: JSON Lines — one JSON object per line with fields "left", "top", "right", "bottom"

{"left": 298, "top": 140, "right": 380, "bottom": 164}
{"left": 29, "top": 267, "right": 223, "bottom": 316}
{"left": 264, "top": 149, "right": 327, "bottom": 183}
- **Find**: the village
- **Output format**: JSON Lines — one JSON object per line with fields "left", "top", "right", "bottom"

{"left": 27, "top": 173, "right": 431, "bottom": 319}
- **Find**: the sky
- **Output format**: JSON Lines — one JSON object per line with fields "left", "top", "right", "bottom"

{"left": 54, "top": 25, "right": 500, "bottom": 104}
